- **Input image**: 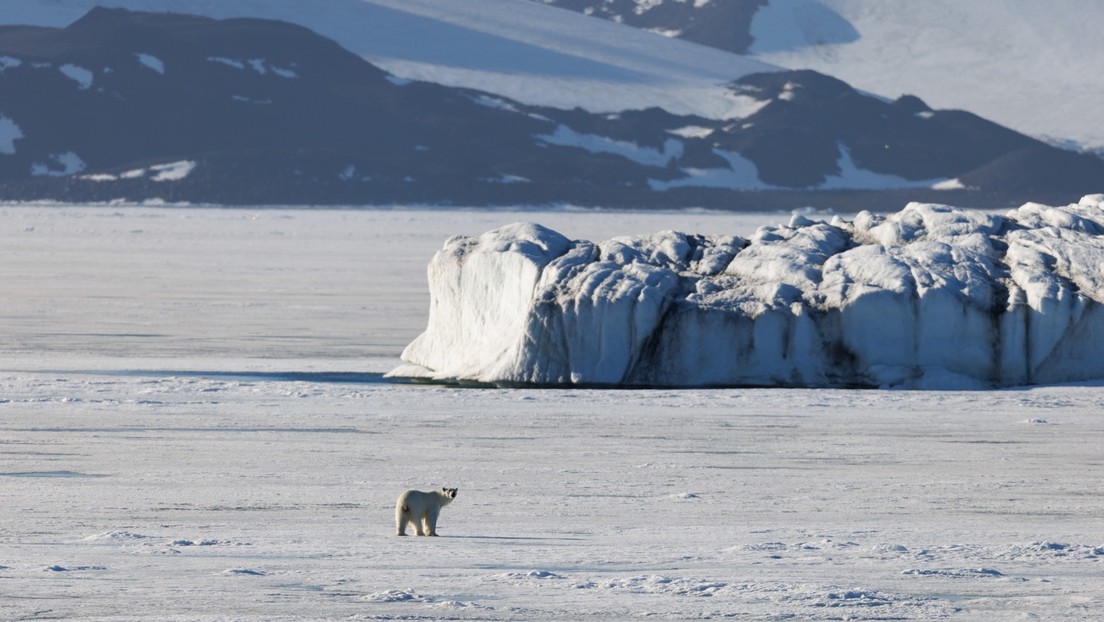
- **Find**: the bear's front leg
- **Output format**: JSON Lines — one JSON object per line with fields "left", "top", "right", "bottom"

{"left": 425, "top": 508, "right": 440, "bottom": 536}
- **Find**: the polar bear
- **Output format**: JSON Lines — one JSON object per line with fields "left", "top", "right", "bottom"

{"left": 395, "top": 487, "right": 457, "bottom": 536}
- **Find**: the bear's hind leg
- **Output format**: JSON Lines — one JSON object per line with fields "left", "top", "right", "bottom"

{"left": 413, "top": 513, "right": 426, "bottom": 536}
{"left": 396, "top": 509, "right": 412, "bottom": 536}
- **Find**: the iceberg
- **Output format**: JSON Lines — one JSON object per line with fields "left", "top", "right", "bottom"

{"left": 389, "top": 195, "right": 1104, "bottom": 389}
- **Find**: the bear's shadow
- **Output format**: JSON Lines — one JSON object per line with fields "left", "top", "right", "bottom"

{"left": 444, "top": 535, "right": 586, "bottom": 541}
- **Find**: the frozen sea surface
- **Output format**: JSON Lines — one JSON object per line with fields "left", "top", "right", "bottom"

{"left": 1, "top": 205, "right": 1102, "bottom": 620}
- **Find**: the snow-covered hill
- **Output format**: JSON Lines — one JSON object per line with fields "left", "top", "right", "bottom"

{"left": 1, "top": 0, "right": 778, "bottom": 119}
{"left": 531, "top": 0, "right": 1104, "bottom": 151}
{"left": 748, "top": 0, "right": 1104, "bottom": 151}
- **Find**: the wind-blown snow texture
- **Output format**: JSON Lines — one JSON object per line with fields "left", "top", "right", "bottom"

{"left": 394, "top": 195, "right": 1104, "bottom": 389}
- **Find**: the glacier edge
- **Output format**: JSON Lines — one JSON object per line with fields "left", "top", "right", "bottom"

{"left": 389, "top": 195, "right": 1104, "bottom": 389}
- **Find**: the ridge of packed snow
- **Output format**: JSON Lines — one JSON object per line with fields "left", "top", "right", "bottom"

{"left": 392, "top": 195, "right": 1104, "bottom": 389}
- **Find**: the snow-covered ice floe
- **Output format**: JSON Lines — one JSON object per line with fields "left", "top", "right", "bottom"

{"left": 390, "top": 195, "right": 1104, "bottom": 389}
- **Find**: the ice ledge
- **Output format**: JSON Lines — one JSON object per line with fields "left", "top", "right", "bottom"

{"left": 389, "top": 195, "right": 1104, "bottom": 389}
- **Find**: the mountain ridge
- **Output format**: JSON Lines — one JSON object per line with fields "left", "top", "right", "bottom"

{"left": 0, "top": 8, "right": 1100, "bottom": 209}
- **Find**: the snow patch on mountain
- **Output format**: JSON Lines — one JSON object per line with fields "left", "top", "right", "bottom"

{"left": 650, "top": 143, "right": 954, "bottom": 193}
{"left": 0, "top": 55, "right": 22, "bottom": 72}
{"left": 269, "top": 65, "right": 299, "bottom": 78}
{"left": 78, "top": 160, "right": 195, "bottom": 182}
{"left": 667, "top": 125, "right": 713, "bottom": 139}
{"left": 207, "top": 56, "right": 245, "bottom": 70}
{"left": 31, "top": 152, "right": 86, "bottom": 177}
{"left": 206, "top": 56, "right": 296, "bottom": 78}
{"left": 714, "top": 88, "right": 772, "bottom": 120}
{"left": 392, "top": 195, "right": 1104, "bottom": 389}
{"left": 470, "top": 93, "right": 520, "bottom": 113}
{"left": 149, "top": 160, "right": 196, "bottom": 181}
{"left": 136, "top": 52, "right": 164, "bottom": 74}
{"left": 231, "top": 95, "right": 272, "bottom": 105}
{"left": 820, "top": 144, "right": 950, "bottom": 191}
{"left": 933, "top": 179, "right": 968, "bottom": 191}
{"left": 649, "top": 150, "right": 770, "bottom": 191}
{"left": 538, "top": 125, "right": 683, "bottom": 167}
{"left": 0, "top": 116, "right": 24, "bottom": 155}
{"left": 58, "top": 63, "right": 93, "bottom": 89}
{"left": 748, "top": 0, "right": 859, "bottom": 54}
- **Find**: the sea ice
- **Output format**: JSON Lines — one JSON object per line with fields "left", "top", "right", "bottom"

{"left": 3, "top": 206, "right": 1104, "bottom": 620}
{"left": 392, "top": 195, "right": 1104, "bottom": 388}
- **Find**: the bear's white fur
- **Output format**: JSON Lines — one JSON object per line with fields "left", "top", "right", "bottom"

{"left": 395, "top": 487, "right": 457, "bottom": 536}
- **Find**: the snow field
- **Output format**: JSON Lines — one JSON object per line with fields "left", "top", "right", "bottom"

{"left": 0, "top": 206, "right": 1102, "bottom": 619}
{"left": 3, "top": 371, "right": 1104, "bottom": 619}
{"left": 4, "top": 370, "right": 1104, "bottom": 619}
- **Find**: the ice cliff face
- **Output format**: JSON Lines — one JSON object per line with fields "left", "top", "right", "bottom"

{"left": 390, "top": 195, "right": 1104, "bottom": 389}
